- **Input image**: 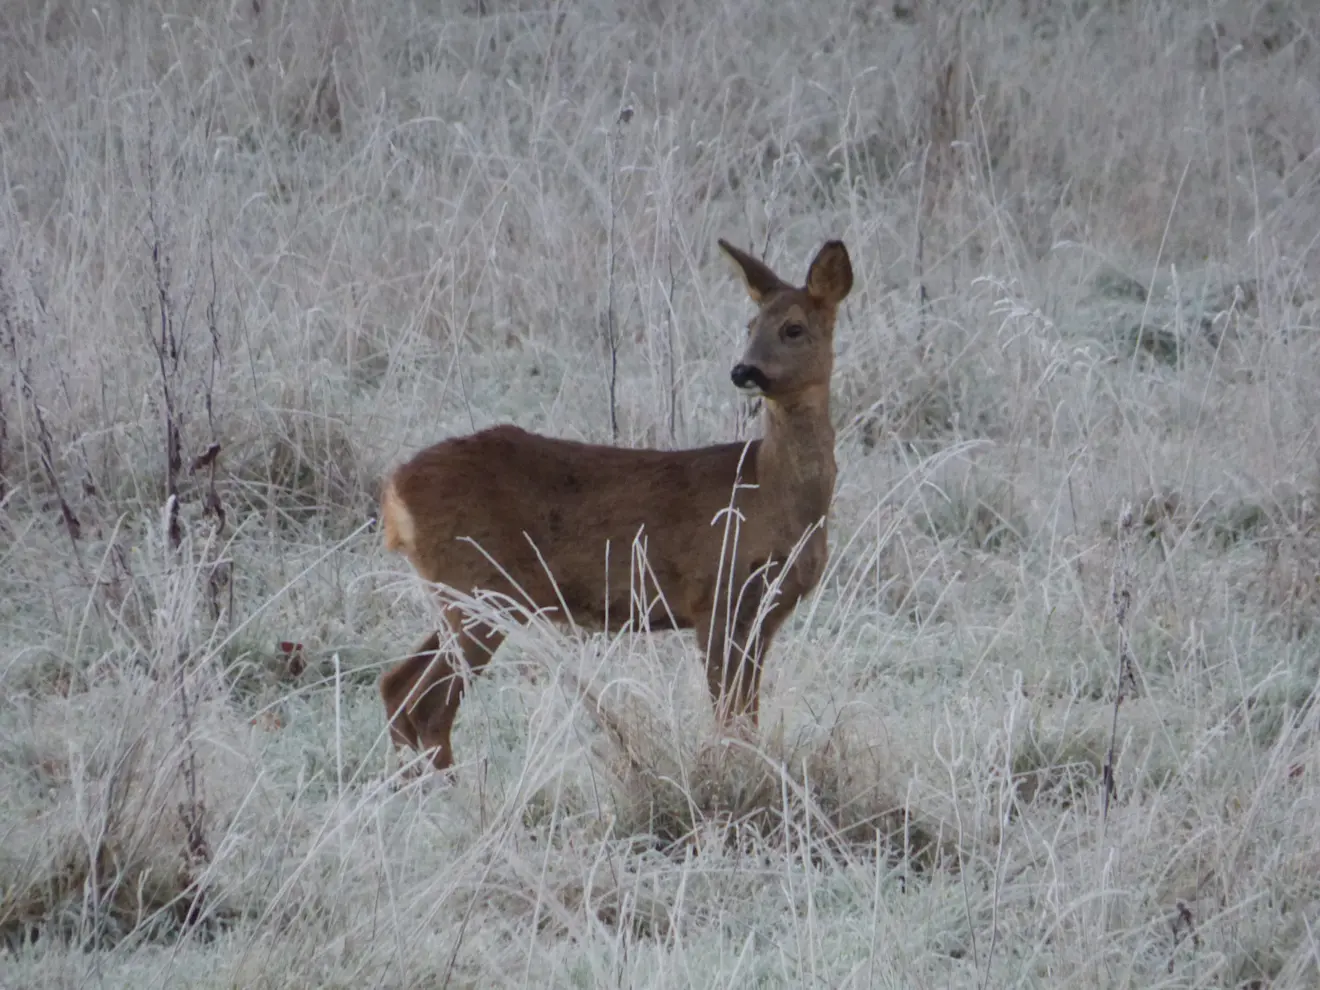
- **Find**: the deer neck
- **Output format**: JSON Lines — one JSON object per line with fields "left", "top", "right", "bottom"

{"left": 754, "top": 386, "right": 836, "bottom": 525}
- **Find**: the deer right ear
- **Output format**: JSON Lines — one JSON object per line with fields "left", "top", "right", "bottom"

{"left": 719, "top": 239, "right": 787, "bottom": 304}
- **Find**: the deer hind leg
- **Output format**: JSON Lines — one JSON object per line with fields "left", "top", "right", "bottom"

{"left": 380, "top": 606, "right": 506, "bottom": 772}
{"left": 380, "top": 630, "right": 443, "bottom": 756}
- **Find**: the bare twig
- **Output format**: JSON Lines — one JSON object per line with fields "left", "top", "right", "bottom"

{"left": 1167, "top": 900, "right": 1200, "bottom": 973}
{"left": 1102, "top": 502, "right": 1138, "bottom": 824}
{"left": 0, "top": 337, "right": 8, "bottom": 508}
{"left": 604, "top": 103, "right": 633, "bottom": 443}
{"left": 11, "top": 369, "right": 86, "bottom": 588}
{"left": 2, "top": 265, "right": 81, "bottom": 556}
{"left": 664, "top": 219, "right": 680, "bottom": 445}
{"left": 145, "top": 239, "right": 184, "bottom": 549}
{"left": 141, "top": 112, "right": 215, "bottom": 921}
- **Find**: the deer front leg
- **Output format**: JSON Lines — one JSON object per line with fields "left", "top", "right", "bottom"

{"left": 697, "top": 569, "right": 788, "bottom": 733}
{"left": 703, "top": 610, "right": 788, "bottom": 730}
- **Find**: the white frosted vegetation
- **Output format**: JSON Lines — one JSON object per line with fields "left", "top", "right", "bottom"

{"left": 1, "top": 0, "right": 1319, "bottom": 986}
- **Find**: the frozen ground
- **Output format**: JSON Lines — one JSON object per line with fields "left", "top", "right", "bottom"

{"left": 2, "top": 0, "right": 1319, "bottom": 986}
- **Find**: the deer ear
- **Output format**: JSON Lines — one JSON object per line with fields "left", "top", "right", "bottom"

{"left": 805, "top": 240, "right": 853, "bottom": 307}
{"left": 719, "top": 239, "right": 788, "bottom": 304}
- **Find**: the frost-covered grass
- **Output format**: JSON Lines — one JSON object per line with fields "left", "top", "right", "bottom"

{"left": 2, "top": 0, "right": 1320, "bottom": 986}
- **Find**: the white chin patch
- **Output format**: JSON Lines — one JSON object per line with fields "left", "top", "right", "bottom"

{"left": 737, "top": 383, "right": 764, "bottom": 398}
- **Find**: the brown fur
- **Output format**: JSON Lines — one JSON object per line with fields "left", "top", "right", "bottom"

{"left": 380, "top": 238, "right": 854, "bottom": 772}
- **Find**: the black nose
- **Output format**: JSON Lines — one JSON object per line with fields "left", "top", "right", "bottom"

{"left": 730, "top": 363, "right": 768, "bottom": 391}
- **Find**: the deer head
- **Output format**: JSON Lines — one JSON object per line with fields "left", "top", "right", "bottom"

{"left": 720, "top": 239, "right": 853, "bottom": 407}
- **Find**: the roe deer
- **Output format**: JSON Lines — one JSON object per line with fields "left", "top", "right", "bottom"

{"left": 379, "top": 238, "right": 853, "bottom": 773}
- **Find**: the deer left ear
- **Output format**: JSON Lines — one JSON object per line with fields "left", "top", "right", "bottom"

{"left": 805, "top": 240, "right": 853, "bottom": 307}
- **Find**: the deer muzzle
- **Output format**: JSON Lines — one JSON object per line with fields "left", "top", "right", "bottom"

{"left": 730, "top": 362, "right": 770, "bottom": 395}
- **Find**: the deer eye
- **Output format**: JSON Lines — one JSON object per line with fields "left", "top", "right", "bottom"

{"left": 784, "top": 323, "right": 806, "bottom": 340}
